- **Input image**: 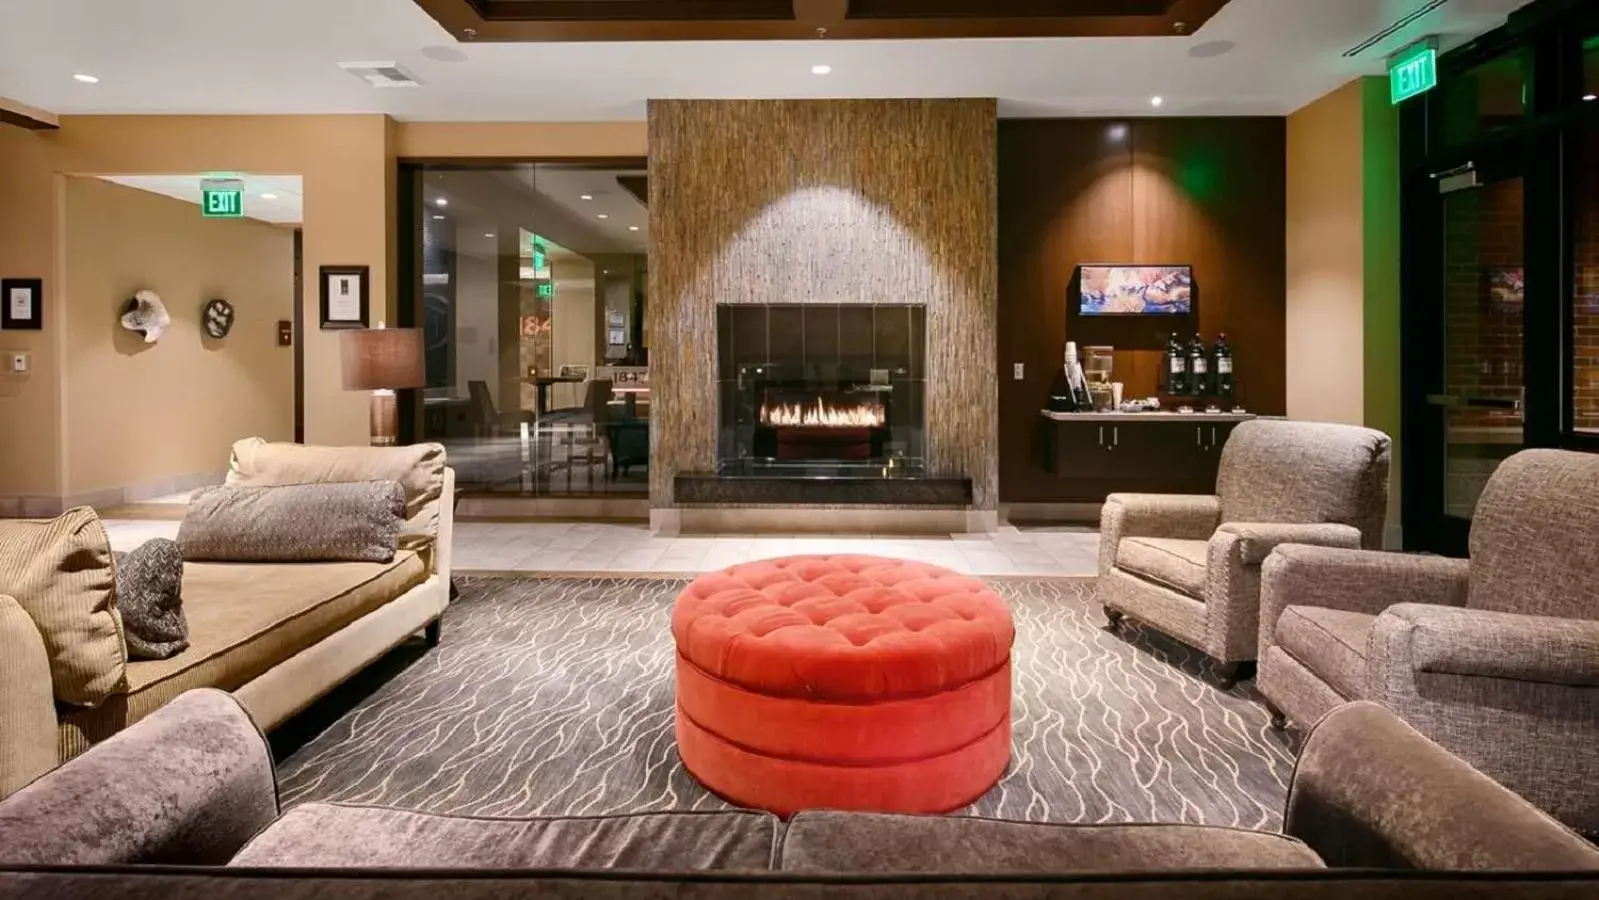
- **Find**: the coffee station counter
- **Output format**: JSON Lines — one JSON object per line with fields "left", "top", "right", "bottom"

{"left": 1039, "top": 410, "right": 1257, "bottom": 424}
{"left": 1036, "top": 409, "right": 1260, "bottom": 500}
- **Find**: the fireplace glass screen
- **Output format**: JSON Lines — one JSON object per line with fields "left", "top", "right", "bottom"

{"left": 717, "top": 303, "right": 925, "bottom": 476}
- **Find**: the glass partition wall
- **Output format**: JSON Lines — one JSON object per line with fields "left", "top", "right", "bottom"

{"left": 1399, "top": 0, "right": 1599, "bottom": 552}
{"left": 399, "top": 163, "right": 650, "bottom": 497}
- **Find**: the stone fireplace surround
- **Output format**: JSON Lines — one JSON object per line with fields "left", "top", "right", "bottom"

{"left": 647, "top": 99, "right": 997, "bottom": 530}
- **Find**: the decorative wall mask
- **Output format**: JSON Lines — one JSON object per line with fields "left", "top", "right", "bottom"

{"left": 203, "top": 298, "right": 235, "bottom": 338}
{"left": 121, "top": 290, "right": 170, "bottom": 343}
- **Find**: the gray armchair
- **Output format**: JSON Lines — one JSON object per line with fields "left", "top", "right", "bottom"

{"left": 1098, "top": 420, "right": 1392, "bottom": 687}
{"left": 1258, "top": 448, "right": 1599, "bottom": 834}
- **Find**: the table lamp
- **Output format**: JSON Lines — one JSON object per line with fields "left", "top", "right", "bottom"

{"left": 340, "top": 323, "right": 424, "bottom": 446}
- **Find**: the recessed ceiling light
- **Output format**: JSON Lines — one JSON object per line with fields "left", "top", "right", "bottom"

{"left": 629, "top": 225, "right": 640, "bottom": 231}
{"left": 580, "top": 194, "right": 594, "bottom": 201}
{"left": 484, "top": 233, "right": 495, "bottom": 238}
{"left": 435, "top": 197, "right": 448, "bottom": 208}
{"left": 598, "top": 214, "right": 609, "bottom": 219}
{"left": 260, "top": 193, "right": 278, "bottom": 200}
{"left": 1150, "top": 96, "right": 1164, "bottom": 108}
{"left": 73, "top": 73, "right": 99, "bottom": 84}
{"left": 812, "top": 64, "right": 832, "bottom": 75}
{"left": 1586, "top": 94, "right": 1598, "bottom": 102}
{"left": 431, "top": 215, "right": 445, "bottom": 220}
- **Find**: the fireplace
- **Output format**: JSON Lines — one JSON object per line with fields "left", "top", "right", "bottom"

{"left": 717, "top": 303, "right": 925, "bottom": 476}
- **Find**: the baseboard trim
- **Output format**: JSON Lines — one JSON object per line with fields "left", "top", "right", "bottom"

{"left": 653, "top": 508, "right": 999, "bottom": 536}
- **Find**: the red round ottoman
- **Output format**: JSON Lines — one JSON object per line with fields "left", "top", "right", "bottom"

{"left": 671, "top": 555, "right": 1014, "bottom": 816}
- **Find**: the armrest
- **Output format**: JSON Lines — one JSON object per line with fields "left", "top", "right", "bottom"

{"left": 0, "top": 595, "right": 58, "bottom": 799}
{"left": 1212, "top": 522, "right": 1363, "bottom": 566}
{"left": 1285, "top": 701, "right": 1599, "bottom": 869}
{"left": 1098, "top": 493, "right": 1220, "bottom": 576}
{"left": 1259, "top": 546, "right": 1469, "bottom": 661}
{"left": 0, "top": 688, "right": 277, "bottom": 866}
{"left": 1372, "top": 604, "right": 1599, "bottom": 687}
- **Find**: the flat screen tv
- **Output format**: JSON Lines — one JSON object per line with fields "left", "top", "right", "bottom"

{"left": 1078, "top": 265, "right": 1193, "bottom": 316}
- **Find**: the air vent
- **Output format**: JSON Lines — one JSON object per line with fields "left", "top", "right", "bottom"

{"left": 1343, "top": 0, "right": 1451, "bottom": 58}
{"left": 338, "top": 61, "right": 423, "bottom": 88}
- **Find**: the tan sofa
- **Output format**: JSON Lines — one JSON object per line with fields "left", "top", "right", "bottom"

{"left": 0, "top": 440, "right": 455, "bottom": 799}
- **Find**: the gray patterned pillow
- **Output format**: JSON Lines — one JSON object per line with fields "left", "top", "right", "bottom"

{"left": 178, "top": 481, "right": 406, "bottom": 563}
{"left": 115, "top": 538, "right": 188, "bottom": 660}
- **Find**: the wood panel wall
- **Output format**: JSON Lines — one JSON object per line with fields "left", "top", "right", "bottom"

{"left": 649, "top": 99, "right": 998, "bottom": 508}
{"left": 998, "top": 118, "right": 1287, "bottom": 503}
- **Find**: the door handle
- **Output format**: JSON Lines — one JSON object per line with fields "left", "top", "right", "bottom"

{"left": 1426, "top": 394, "right": 1520, "bottom": 410}
{"left": 1211, "top": 426, "right": 1217, "bottom": 450}
{"left": 1196, "top": 427, "right": 1202, "bottom": 447}
{"left": 1112, "top": 426, "right": 1119, "bottom": 448}
{"left": 1098, "top": 426, "right": 1105, "bottom": 448}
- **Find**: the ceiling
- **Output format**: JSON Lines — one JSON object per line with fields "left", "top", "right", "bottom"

{"left": 97, "top": 175, "right": 304, "bottom": 224}
{"left": 422, "top": 166, "right": 646, "bottom": 258}
{"left": 0, "top": 0, "right": 1531, "bottom": 120}
{"left": 409, "top": 0, "right": 1232, "bottom": 41}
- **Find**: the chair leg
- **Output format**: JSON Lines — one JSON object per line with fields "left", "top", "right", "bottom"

{"left": 424, "top": 617, "right": 442, "bottom": 648}
{"left": 1103, "top": 605, "right": 1124, "bottom": 630}
{"left": 1214, "top": 661, "right": 1256, "bottom": 690}
{"left": 1264, "top": 700, "right": 1288, "bottom": 730}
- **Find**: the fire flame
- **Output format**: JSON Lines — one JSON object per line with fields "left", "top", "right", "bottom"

{"left": 761, "top": 398, "right": 885, "bottom": 428}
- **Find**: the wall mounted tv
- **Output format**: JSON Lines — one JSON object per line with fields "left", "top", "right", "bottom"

{"left": 1077, "top": 265, "right": 1194, "bottom": 316}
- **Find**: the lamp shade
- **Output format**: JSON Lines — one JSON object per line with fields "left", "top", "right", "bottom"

{"left": 340, "top": 327, "right": 424, "bottom": 391}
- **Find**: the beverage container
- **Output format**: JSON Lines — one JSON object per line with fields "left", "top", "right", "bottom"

{"left": 1161, "top": 333, "right": 1188, "bottom": 395}
{"left": 1213, "top": 333, "right": 1235, "bottom": 401}
{"left": 1186, "top": 334, "right": 1209, "bottom": 395}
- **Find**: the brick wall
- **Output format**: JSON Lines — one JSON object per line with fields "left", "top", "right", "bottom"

{"left": 1575, "top": 126, "right": 1599, "bottom": 433}
{"left": 1443, "top": 177, "right": 1524, "bottom": 428}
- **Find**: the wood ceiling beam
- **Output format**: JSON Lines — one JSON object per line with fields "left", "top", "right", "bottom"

{"left": 412, "top": 0, "right": 1232, "bottom": 42}
{"left": 0, "top": 96, "right": 58, "bottom": 131}
{"left": 791, "top": 0, "right": 847, "bottom": 33}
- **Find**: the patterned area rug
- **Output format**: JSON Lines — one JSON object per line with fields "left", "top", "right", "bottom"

{"left": 277, "top": 576, "right": 1297, "bottom": 828}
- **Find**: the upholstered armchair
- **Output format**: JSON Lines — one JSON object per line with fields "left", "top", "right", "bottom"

{"left": 1258, "top": 448, "right": 1599, "bottom": 835}
{"left": 1098, "top": 420, "right": 1392, "bottom": 687}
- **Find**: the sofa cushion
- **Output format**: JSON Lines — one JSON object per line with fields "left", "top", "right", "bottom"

{"left": 780, "top": 812, "right": 1324, "bottom": 873}
{"left": 230, "top": 805, "right": 779, "bottom": 870}
{"left": 0, "top": 508, "right": 127, "bottom": 706}
{"left": 58, "top": 552, "right": 426, "bottom": 756}
{"left": 0, "top": 595, "right": 57, "bottom": 798}
{"left": 180, "top": 481, "right": 405, "bottom": 564}
{"left": 1116, "top": 537, "right": 1209, "bottom": 599}
{"left": 1275, "top": 606, "right": 1375, "bottom": 700}
{"left": 226, "top": 438, "right": 446, "bottom": 558}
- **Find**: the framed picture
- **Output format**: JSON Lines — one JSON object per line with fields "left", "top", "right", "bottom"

{"left": 319, "top": 265, "right": 369, "bottom": 330}
{"left": 1077, "top": 265, "right": 1194, "bottom": 316}
{"left": 558, "top": 364, "right": 590, "bottom": 380}
{"left": 1486, "top": 266, "right": 1524, "bottom": 315}
{"left": 1, "top": 278, "right": 43, "bottom": 330}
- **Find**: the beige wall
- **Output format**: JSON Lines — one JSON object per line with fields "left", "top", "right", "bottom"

{"left": 0, "top": 115, "right": 635, "bottom": 510}
{"left": 1287, "top": 80, "right": 1366, "bottom": 426}
{"left": 1286, "top": 77, "right": 1404, "bottom": 545}
{"left": 550, "top": 253, "right": 597, "bottom": 410}
{"left": 62, "top": 176, "right": 294, "bottom": 500}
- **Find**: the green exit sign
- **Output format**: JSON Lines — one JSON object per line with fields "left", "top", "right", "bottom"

{"left": 1390, "top": 43, "right": 1438, "bottom": 105}
{"left": 202, "top": 188, "right": 243, "bottom": 218}
{"left": 536, "top": 281, "right": 553, "bottom": 299}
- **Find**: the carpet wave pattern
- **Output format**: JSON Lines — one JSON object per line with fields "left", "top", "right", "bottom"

{"left": 277, "top": 576, "right": 1296, "bottom": 829}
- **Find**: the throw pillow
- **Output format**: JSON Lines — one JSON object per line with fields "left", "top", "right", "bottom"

{"left": 225, "top": 438, "right": 445, "bottom": 553}
{"left": 114, "top": 539, "right": 188, "bottom": 660}
{"left": 0, "top": 508, "right": 128, "bottom": 706}
{"left": 179, "top": 481, "right": 406, "bottom": 563}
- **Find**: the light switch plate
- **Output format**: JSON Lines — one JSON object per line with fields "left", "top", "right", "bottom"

{"left": 8, "top": 351, "right": 28, "bottom": 374}
{"left": 1013, "top": 362, "right": 1025, "bottom": 380}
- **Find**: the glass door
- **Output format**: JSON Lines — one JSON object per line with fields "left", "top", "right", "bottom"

{"left": 1416, "top": 159, "right": 1526, "bottom": 553}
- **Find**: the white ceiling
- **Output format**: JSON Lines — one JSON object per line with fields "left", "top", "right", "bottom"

{"left": 0, "top": 0, "right": 1530, "bottom": 121}
{"left": 97, "top": 174, "right": 304, "bottom": 224}
{"left": 518, "top": 168, "right": 648, "bottom": 253}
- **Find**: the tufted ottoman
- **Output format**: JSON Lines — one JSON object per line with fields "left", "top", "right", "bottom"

{"left": 671, "top": 555, "right": 1014, "bottom": 817}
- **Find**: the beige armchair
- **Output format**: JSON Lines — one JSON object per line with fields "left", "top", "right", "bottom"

{"left": 1258, "top": 448, "right": 1599, "bottom": 835}
{"left": 1098, "top": 420, "right": 1392, "bottom": 687}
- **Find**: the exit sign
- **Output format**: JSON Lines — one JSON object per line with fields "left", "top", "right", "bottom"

{"left": 1390, "top": 43, "right": 1438, "bottom": 105}
{"left": 536, "top": 281, "right": 553, "bottom": 299}
{"left": 202, "top": 188, "right": 243, "bottom": 218}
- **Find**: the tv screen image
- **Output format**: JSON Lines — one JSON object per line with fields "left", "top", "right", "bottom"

{"left": 1079, "top": 265, "right": 1193, "bottom": 316}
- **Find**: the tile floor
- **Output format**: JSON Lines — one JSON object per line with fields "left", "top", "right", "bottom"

{"left": 101, "top": 518, "right": 1100, "bottom": 577}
